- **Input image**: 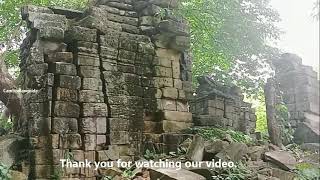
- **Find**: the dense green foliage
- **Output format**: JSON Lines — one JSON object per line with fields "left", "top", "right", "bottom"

{"left": 255, "top": 102, "right": 267, "bottom": 132}
{"left": 275, "top": 103, "right": 293, "bottom": 144}
{"left": 179, "top": 0, "right": 281, "bottom": 93}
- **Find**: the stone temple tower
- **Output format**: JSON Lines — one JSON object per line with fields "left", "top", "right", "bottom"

{"left": 19, "top": 0, "right": 193, "bottom": 179}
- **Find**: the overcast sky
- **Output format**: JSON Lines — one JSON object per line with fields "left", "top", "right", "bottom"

{"left": 270, "top": 0, "right": 319, "bottom": 71}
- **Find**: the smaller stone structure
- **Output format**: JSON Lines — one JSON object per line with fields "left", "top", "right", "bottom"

{"left": 191, "top": 76, "right": 257, "bottom": 136}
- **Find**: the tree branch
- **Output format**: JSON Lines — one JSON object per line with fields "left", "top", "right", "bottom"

{"left": 0, "top": 56, "right": 22, "bottom": 118}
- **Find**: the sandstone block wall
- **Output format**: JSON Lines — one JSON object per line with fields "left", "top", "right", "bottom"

{"left": 191, "top": 77, "right": 257, "bottom": 135}
{"left": 274, "top": 54, "right": 319, "bottom": 128}
{"left": 273, "top": 54, "right": 320, "bottom": 143}
{"left": 19, "top": 0, "right": 192, "bottom": 179}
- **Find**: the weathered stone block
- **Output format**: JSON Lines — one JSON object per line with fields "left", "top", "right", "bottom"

{"left": 161, "top": 87, "right": 178, "bottom": 99}
{"left": 52, "top": 117, "right": 78, "bottom": 134}
{"left": 79, "top": 90, "right": 104, "bottom": 103}
{"left": 79, "top": 118, "right": 96, "bottom": 134}
{"left": 26, "top": 63, "right": 48, "bottom": 76}
{"left": 122, "top": 24, "right": 139, "bottom": 34}
{"left": 60, "top": 134, "right": 82, "bottom": 149}
{"left": 21, "top": 5, "right": 53, "bottom": 19}
{"left": 24, "top": 87, "right": 52, "bottom": 103}
{"left": 76, "top": 41, "right": 99, "bottom": 54}
{"left": 149, "top": 0, "right": 178, "bottom": 8}
{"left": 161, "top": 99, "right": 177, "bottom": 111}
{"left": 144, "top": 121, "right": 163, "bottom": 133}
{"left": 71, "top": 150, "right": 85, "bottom": 162}
{"left": 154, "top": 66, "right": 172, "bottom": 77}
{"left": 173, "top": 79, "right": 183, "bottom": 89}
{"left": 140, "top": 16, "right": 157, "bottom": 26}
{"left": 84, "top": 151, "right": 96, "bottom": 162}
{"left": 97, "top": 117, "right": 107, "bottom": 134}
{"left": 39, "top": 27, "right": 64, "bottom": 40}
{"left": 162, "top": 120, "right": 193, "bottom": 133}
{"left": 102, "top": 61, "right": 118, "bottom": 72}
{"left": 34, "top": 149, "right": 63, "bottom": 165}
{"left": 177, "top": 101, "right": 189, "bottom": 112}
{"left": 170, "top": 36, "right": 190, "bottom": 51}
{"left": 107, "top": 2, "right": 133, "bottom": 10}
{"left": 110, "top": 131, "right": 129, "bottom": 145}
{"left": 47, "top": 52, "right": 73, "bottom": 63}
{"left": 109, "top": 118, "right": 129, "bottom": 131}
{"left": 107, "top": 13, "right": 138, "bottom": 26}
{"left": 56, "top": 75, "right": 81, "bottom": 90}
{"left": 28, "top": 116, "right": 51, "bottom": 136}
{"left": 82, "top": 78, "right": 103, "bottom": 91}
{"left": 158, "top": 19, "right": 189, "bottom": 36}
{"left": 119, "top": 35, "right": 139, "bottom": 50}
{"left": 28, "top": 102, "right": 52, "bottom": 118}
{"left": 50, "top": 62, "right": 77, "bottom": 75}
{"left": 162, "top": 111, "right": 192, "bottom": 122}
{"left": 172, "top": 61, "right": 180, "bottom": 79}
{"left": 67, "top": 26, "right": 97, "bottom": 42}
{"left": 81, "top": 103, "right": 108, "bottom": 117}
{"left": 75, "top": 52, "right": 100, "bottom": 66}
{"left": 100, "top": 34, "right": 119, "bottom": 48}
{"left": 26, "top": 73, "right": 54, "bottom": 89}
{"left": 138, "top": 41, "right": 155, "bottom": 54}
{"left": 118, "top": 49, "right": 136, "bottom": 64}
{"left": 34, "top": 165, "right": 53, "bottom": 178}
{"left": 97, "top": 145, "right": 120, "bottom": 161}
{"left": 36, "top": 40, "right": 67, "bottom": 55}
{"left": 54, "top": 101, "right": 80, "bottom": 118}
{"left": 83, "top": 134, "right": 96, "bottom": 151}
{"left": 96, "top": 135, "right": 107, "bottom": 149}
{"left": 55, "top": 87, "right": 78, "bottom": 102}
{"left": 118, "top": 63, "right": 135, "bottom": 73}
{"left": 25, "top": 46, "right": 44, "bottom": 65}
{"left": 153, "top": 77, "right": 173, "bottom": 87}
{"left": 208, "top": 99, "right": 224, "bottom": 110}
{"left": 100, "top": 46, "right": 118, "bottom": 59}
{"left": 156, "top": 48, "right": 181, "bottom": 61}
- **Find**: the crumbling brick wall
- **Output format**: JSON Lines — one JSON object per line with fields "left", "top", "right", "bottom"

{"left": 273, "top": 53, "right": 320, "bottom": 143}
{"left": 19, "top": 0, "right": 192, "bottom": 179}
{"left": 191, "top": 76, "right": 257, "bottom": 136}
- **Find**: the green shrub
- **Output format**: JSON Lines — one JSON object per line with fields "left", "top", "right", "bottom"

{"left": 0, "top": 118, "right": 13, "bottom": 135}
{"left": 295, "top": 163, "right": 320, "bottom": 180}
{"left": 0, "top": 163, "right": 11, "bottom": 180}
{"left": 186, "top": 127, "right": 254, "bottom": 144}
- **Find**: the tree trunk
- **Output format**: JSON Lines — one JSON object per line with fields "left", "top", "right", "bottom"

{"left": 264, "top": 78, "right": 283, "bottom": 147}
{"left": 0, "top": 58, "right": 22, "bottom": 120}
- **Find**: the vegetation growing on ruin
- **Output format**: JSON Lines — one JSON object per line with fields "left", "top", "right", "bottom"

{"left": 0, "top": 163, "right": 11, "bottom": 180}
{"left": 186, "top": 127, "right": 254, "bottom": 144}
{"left": 0, "top": 118, "right": 12, "bottom": 135}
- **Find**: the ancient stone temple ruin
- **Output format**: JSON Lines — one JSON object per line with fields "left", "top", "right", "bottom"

{"left": 191, "top": 76, "right": 257, "bottom": 136}
{"left": 273, "top": 53, "right": 320, "bottom": 144}
{"left": 19, "top": 0, "right": 193, "bottom": 178}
